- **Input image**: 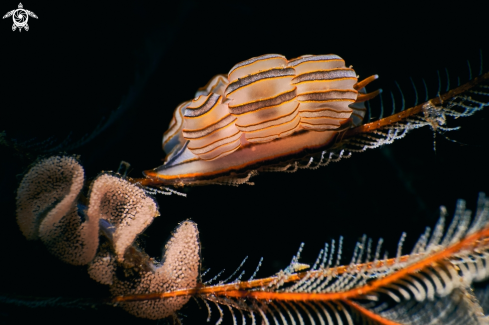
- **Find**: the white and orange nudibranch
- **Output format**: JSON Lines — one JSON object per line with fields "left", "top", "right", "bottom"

{"left": 144, "top": 54, "right": 379, "bottom": 185}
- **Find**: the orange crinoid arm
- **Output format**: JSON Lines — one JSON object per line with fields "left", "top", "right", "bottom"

{"left": 112, "top": 194, "right": 489, "bottom": 325}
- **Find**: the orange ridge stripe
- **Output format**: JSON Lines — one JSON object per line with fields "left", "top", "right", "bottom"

{"left": 233, "top": 97, "right": 297, "bottom": 117}
{"left": 229, "top": 55, "right": 286, "bottom": 76}
{"left": 243, "top": 112, "right": 300, "bottom": 134}
{"left": 288, "top": 59, "right": 344, "bottom": 67}
{"left": 293, "top": 77, "right": 357, "bottom": 85}
{"left": 226, "top": 75, "right": 295, "bottom": 96}
{"left": 200, "top": 140, "right": 241, "bottom": 161}
{"left": 188, "top": 130, "right": 241, "bottom": 150}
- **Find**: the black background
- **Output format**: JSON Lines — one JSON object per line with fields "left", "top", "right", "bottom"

{"left": 0, "top": 1, "right": 488, "bottom": 324}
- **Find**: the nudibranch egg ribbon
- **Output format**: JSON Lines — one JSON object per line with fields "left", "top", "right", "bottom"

{"left": 145, "top": 54, "right": 378, "bottom": 185}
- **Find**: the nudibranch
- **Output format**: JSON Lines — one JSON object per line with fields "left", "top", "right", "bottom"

{"left": 144, "top": 54, "right": 379, "bottom": 185}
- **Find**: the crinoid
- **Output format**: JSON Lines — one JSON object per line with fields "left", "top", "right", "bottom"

{"left": 114, "top": 193, "right": 489, "bottom": 325}
{"left": 11, "top": 154, "right": 489, "bottom": 324}
{"left": 2, "top": 2, "right": 489, "bottom": 324}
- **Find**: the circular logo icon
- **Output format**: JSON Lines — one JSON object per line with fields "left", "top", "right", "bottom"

{"left": 13, "top": 9, "right": 28, "bottom": 27}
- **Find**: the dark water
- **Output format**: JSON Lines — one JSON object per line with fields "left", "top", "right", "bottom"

{"left": 1, "top": 1, "right": 488, "bottom": 324}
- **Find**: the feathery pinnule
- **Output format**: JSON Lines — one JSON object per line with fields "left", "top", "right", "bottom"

{"left": 16, "top": 156, "right": 100, "bottom": 265}
{"left": 87, "top": 173, "right": 158, "bottom": 262}
{"left": 111, "top": 221, "right": 200, "bottom": 320}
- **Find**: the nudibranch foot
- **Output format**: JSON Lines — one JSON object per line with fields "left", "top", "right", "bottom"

{"left": 144, "top": 129, "right": 340, "bottom": 186}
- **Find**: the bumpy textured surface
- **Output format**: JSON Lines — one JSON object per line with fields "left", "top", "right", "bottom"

{"left": 16, "top": 156, "right": 100, "bottom": 265}
{"left": 87, "top": 242, "right": 117, "bottom": 285}
{"left": 15, "top": 155, "right": 202, "bottom": 319}
{"left": 111, "top": 221, "right": 201, "bottom": 319}
{"left": 16, "top": 156, "right": 84, "bottom": 240}
{"left": 87, "top": 174, "right": 158, "bottom": 261}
